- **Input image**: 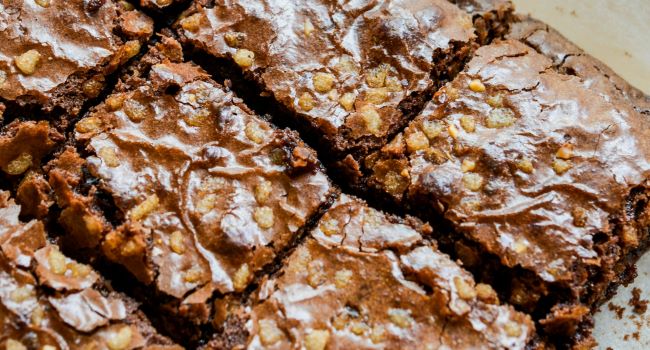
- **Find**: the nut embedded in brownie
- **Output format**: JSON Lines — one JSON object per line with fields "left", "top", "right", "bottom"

{"left": 175, "top": 0, "right": 497, "bottom": 181}
{"left": 0, "top": 0, "right": 153, "bottom": 124}
{"left": 205, "top": 195, "right": 537, "bottom": 349}
{"left": 0, "top": 191, "right": 181, "bottom": 350}
{"left": 47, "top": 38, "right": 336, "bottom": 342}
{"left": 366, "top": 39, "right": 650, "bottom": 346}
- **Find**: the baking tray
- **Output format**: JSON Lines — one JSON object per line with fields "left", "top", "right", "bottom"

{"left": 512, "top": 1, "right": 650, "bottom": 348}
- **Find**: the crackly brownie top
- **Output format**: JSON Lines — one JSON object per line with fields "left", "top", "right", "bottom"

{"left": 370, "top": 40, "right": 650, "bottom": 285}
{"left": 72, "top": 58, "right": 333, "bottom": 304}
{"left": 0, "top": 0, "right": 152, "bottom": 106}
{"left": 235, "top": 195, "right": 534, "bottom": 349}
{"left": 178, "top": 0, "right": 475, "bottom": 148}
{"left": 0, "top": 120, "right": 63, "bottom": 177}
{"left": 0, "top": 192, "right": 179, "bottom": 350}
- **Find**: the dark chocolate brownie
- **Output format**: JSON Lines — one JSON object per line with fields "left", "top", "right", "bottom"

{"left": 47, "top": 37, "right": 336, "bottom": 340}
{"left": 174, "top": 0, "right": 500, "bottom": 180}
{"left": 366, "top": 39, "right": 650, "bottom": 346}
{"left": 0, "top": 191, "right": 181, "bottom": 350}
{"left": 205, "top": 195, "right": 537, "bottom": 349}
{"left": 0, "top": 0, "right": 153, "bottom": 123}
{"left": 507, "top": 16, "right": 650, "bottom": 116}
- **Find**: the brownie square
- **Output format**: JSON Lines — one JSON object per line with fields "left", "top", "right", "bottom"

{"left": 0, "top": 0, "right": 153, "bottom": 123}
{"left": 206, "top": 195, "right": 536, "bottom": 349}
{"left": 366, "top": 39, "right": 650, "bottom": 345}
{"left": 47, "top": 37, "right": 336, "bottom": 339}
{"left": 174, "top": 0, "right": 507, "bottom": 178}
{"left": 0, "top": 191, "right": 180, "bottom": 350}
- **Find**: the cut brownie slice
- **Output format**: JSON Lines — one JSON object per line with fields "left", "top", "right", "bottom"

{"left": 507, "top": 16, "right": 650, "bottom": 116}
{"left": 0, "top": 0, "right": 153, "bottom": 123}
{"left": 366, "top": 40, "right": 650, "bottom": 345}
{"left": 174, "top": 0, "right": 487, "bottom": 178}
{"left": 48, "top": 38, "right": 336, "bottom": 340}
{"left": 0, "top": 191, "right": 180, "bottom": 350}
{"left": 206, "top": 195, "right": 537, "bottom": 349}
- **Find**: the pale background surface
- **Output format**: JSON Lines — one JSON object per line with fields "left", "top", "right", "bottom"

{"left": 512, "top": 1, "right": 650, "bottom": 348}
{"left": 512, "top": 0, "right": 650, "bottom": 94}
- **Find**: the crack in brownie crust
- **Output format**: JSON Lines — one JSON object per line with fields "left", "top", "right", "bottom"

{"left": 206, "top": 195, "right": 536, "bottom": 349}
{"left": 0, "top": 191, "right": 181, "bottom": 350}
{"left": 0, "top": 0, "right": 154, "bottom": 122}
{"left": 366, "top": 39, "right": 650, "bottom": 346}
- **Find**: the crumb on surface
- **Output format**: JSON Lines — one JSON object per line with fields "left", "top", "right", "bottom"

{"left": 628, "top": 287, "right": 648, "bottom": 315}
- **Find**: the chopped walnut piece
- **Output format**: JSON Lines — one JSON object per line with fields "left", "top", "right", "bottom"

{"left": 124, "top": 99, "right": 151, "bottom": 122}
{"left": 350, "top": 321, "right": 369, "bottom": 335}
{"left": 254, "top": 181, "right": 273, "bottom": 203}
{"left": 107, "top": 326, "right": 133, "bottom": 350}
{"left": 513, "top": 239, "right": 528, "bottom": 254}
{"left": 35, "top": 0, "right": 51, "bottom": 7}
{"left": 130, "top": 194, "right": 159, "bottom": 221}
{"left": 552, "top": 159, "right": 572, "bottom": 174}
{"left": 462, "top": 173, "right": 484, "bottom": 192}
{"left": 83, "top": 77, "right": 104, "bottom": 98}
{"left": 460, "top": 115, "right": 476, "bottom": 133}
{"left": 516, "top": 157, "right": 534, "bottom": 174}
{"left": 366, "top": 65, "right": 389, "bottom": 88}
{"left": 31, "top": 305, "right": 44, "bottom": 326}
{"left": 370, "top": 325, "right": 386, "bottom": 343}
{"left": 307, "top": 260, "right": 325, "bottom": 287}
{"left": 7, "top": 153, "right": 33, "bottom": 175}
{"left": 156, "top": 0, "right": 173, "bottom": 6}
{"left": 5, "top": 339, "right": 27, "bottom": 350}
{"left": 360, "top": 106, "right": 382, "bottom": 136}
{"left": 10, "top": 286, "right": 34, "bottom": 303}
{"left": 339, "top": 92, "right": 356, "bottom": 111}
{"left": 254, "top": 206, "right": 274, "bottom": 229}
{"left": 365, "top": 88, "right": 389, "bottom": 104}
{"left": 184, "top": 267, "right": 203, "bottom": 283}
{"left": 486, "top": 108, "right": 516, "bottom": 128}
{"left": 76, "top": 116, "right": 103, "bottom": 133}
{"left": 319, "top": 218, "right": 338, "bottom": 236}
{"left": 106, "top": 95, "right": 125, "bottom": 111}
{"left": 461, "top": 159, "right": 476, "bottom": 173}
{"left": 572, "top": 207, "right": 587, "bottom": 227}
{"left": 448, "top": 124, "right": 459, "bottom": 139}
{"left": 556, "top": 143, "right": 574, "bottom": 159}
{"left": 233, "top": 49, "right": 255, "bottom": 68}
{"left": 48, "top": 247, "right": 67, "bottom": 275}
{"left": 335, "top": 56, "right": 358, "bottom": 75}
{"left": 621, "top": 225, "right": 639, "bottom": 247}
{"left": 385, "top": 76, "right": 403, "bottom": 92}
{"left": 421, "top": 120, "right": 443, "bottom": 139}
{"left": 232, "top": 264, "right": 250, "bottom": 291}
{"left": 69, "top": 262, "right": 92, "bottom": 278}
{"left": 98, "top": 147, "right": 120, "bottom": 168}
{"left": 304, "top": 19, "right": 315, "bottom": 36}
{"left": 504, "top": 322, "right": 522, "bottom": 337}
{"left": 454, "top": 276, "right": 477, "bottom": 300}
{"left": 259, "top": 319, "right": 284, "bottom": 345}
{"left": 180, "top": 13, "right": 203, "bottom": 33}
{"left": 388, "top": 308, "right": 413, "bottom": 328}
{"left": 313, "top": 72, "right": 336, "bottom": 93}
{"left": 468, "top": 79, "right": 486, "bottom": 92}
{"left": 224, "top": 32, "right": 246, "bottom": 48}
{"left": 15, "top": 50, "right": 41, "bottom": 75}
{"left": 406, "top": 131, "right": 429, "bottom": 153}
{"left": 334, "top": 269, "right": 353, "bottom": 288}
{"left": 305, "top": 330, "right": 330, "bottom": 350}
{"left": 486, "top": 94, "right": 503, "bottom": 107}
{"left": 476, "top": 283, "right": 499, "bottom": 304}
{"left": 298, "top": 92, "right": 316, "bottom": 111}
{"left": 197, "top": 194, "right": 217, "bottom": 214}
{"left": 169, "top": 231, "right": 185, "bottom": 254}
{"left": 122, "top": 40, "right": 141, "bottom": 60}
{"left": 245, "top": 122, "right": 266, "bottom": 144}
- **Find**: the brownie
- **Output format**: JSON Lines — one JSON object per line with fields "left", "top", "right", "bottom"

{"left": 0, "top": 191, "right": 180, "bottom": 350}
{"left": 507, "top": 16, "right": 650, "bottom": 116}
{"left": 366, "top": 39, "right": 650, "bottom": 346}
{"left": 206, "top": 195, "right": 536, "bottom": 349}
{"left": 174, "top": 0, "right": 506, "bottom": 180}
{"left": 47, "top": 37, "right": 336, "bottom": 339}
{"left": 0, "top": 0, "right": 153, "bottom": 123}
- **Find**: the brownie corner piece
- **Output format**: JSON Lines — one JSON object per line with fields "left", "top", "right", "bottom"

{"left": 47, "top": 36, "right": 336, "bottom": 339}
{"left": 206, "top": 194, "right": 537, "bottom": 349}
{"left": 174, "top": 0, "right": 484, "bottom": 173}
{"left": 367, "top": 38, "right": 650, "bottom": 344}
{"left": 0, "top": 191, "right": 180, "bottom": 350}
{"left": 0, "top": 0, "right": 153, "bottom": 121}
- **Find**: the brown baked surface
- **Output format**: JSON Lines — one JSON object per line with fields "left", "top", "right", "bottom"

{"left": 2, "top": 1, "right": 649, "bottom": 349}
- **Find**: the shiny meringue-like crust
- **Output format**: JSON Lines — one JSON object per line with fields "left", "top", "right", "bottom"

{"left": 176, "top": 0, "right": 478, "bottom": 159}
{"left": 368, "top": 39, "right": 650, "bottom": 319}
{"left": 220, "top": 195, "right": 534, "bottom": 349}
{"left": 51, "top": 39, "right": 335, "bottom": 324}
{"left": 0, "top": 192, "right": 180, "bottom": 350}
{"left": 0, "top": 0, "right": 153, "bottom": 116}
